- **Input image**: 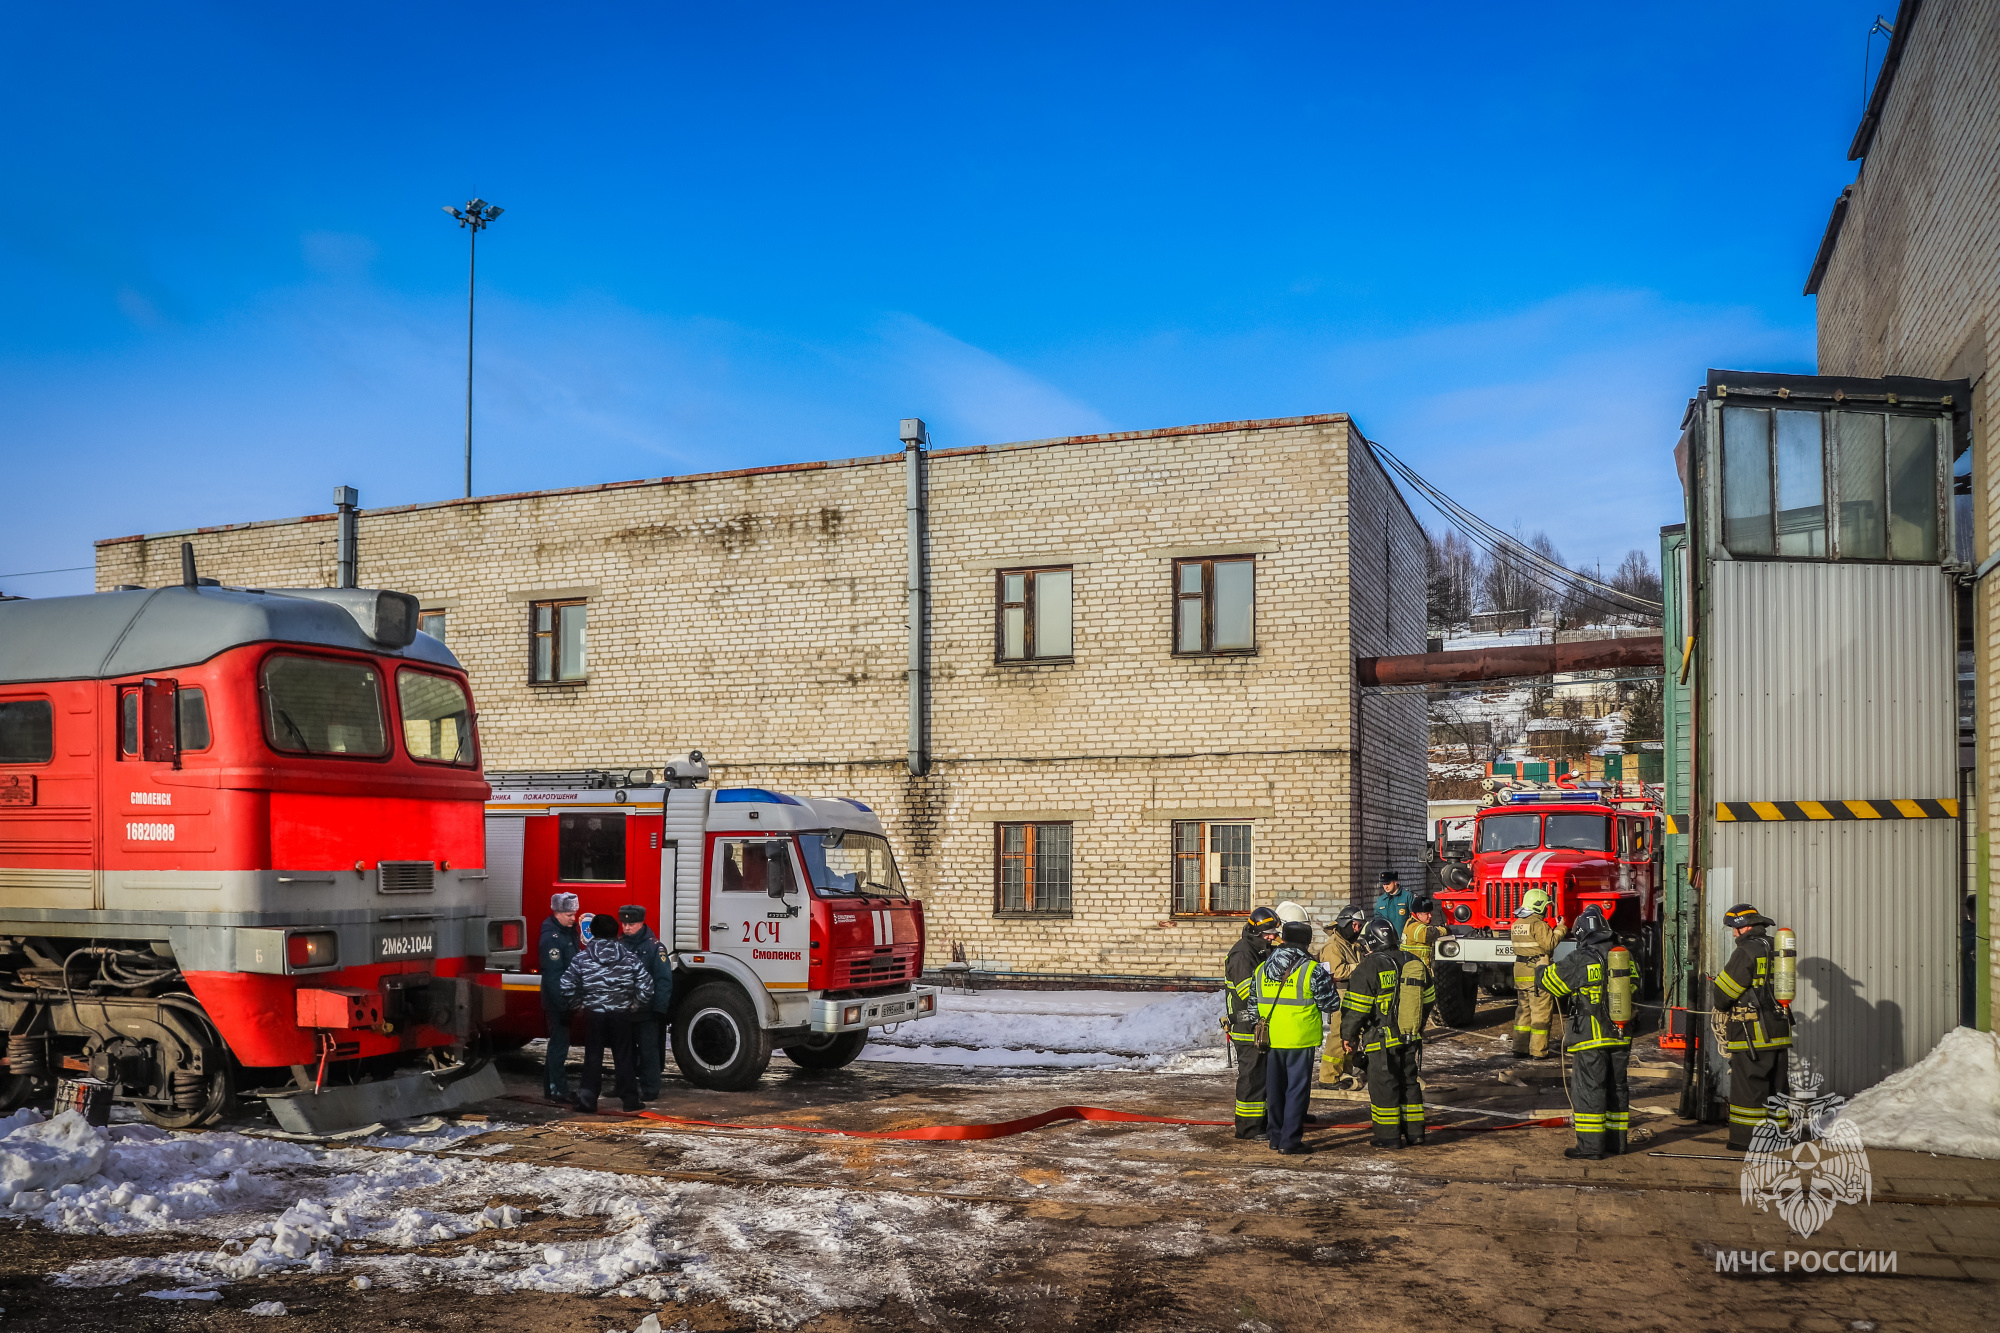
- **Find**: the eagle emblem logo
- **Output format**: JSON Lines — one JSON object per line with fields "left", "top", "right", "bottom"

{"left": 1740, "top": 1059, "right": 1872, "bottom": 1240}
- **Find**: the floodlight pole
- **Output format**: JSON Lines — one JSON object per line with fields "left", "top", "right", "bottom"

{"left": 443, "top": 199, "right": 504, "bottom": 499}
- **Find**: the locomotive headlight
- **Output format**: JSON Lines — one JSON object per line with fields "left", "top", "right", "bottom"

{"left": 286, "top": 931, "right": 338, "bottom": 969}
{"left": 488, "top": 919, "right": 525, "bottom": 952}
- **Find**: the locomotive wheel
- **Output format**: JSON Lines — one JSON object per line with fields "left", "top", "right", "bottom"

{"left": 140, "top": 1063, "right": 235, "bottom": 1130}
{"left": 1432, "top": 965, "right": 1478, "bottom": 1028}
{"left": 670, "top": 983, "right": 772, "bottom": 1091}
{"left": 0, "top": 1073, "right": 38, "bottom": 1114}
{"left": 781, "top": 1031, "right": 869, "bottom": 1071}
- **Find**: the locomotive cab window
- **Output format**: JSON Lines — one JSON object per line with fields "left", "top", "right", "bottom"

{"left": 261, "top": 655, "right": 387, "bottom": 757}
{"left": 557, "top": 812, "right": 626, "bottom": 882}
{"left": 397, "top": 669, "right": 477, "bottom": 766}
{"left": 0, "top": 699, "right": 53, "bottom": 765}
{"left": 124, "top": 688, "right": 210, "bottom": 755}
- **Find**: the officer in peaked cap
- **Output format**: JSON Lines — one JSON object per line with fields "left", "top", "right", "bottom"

{"left": 1712, "top": 903, "right": 1793, "bottom": 1150}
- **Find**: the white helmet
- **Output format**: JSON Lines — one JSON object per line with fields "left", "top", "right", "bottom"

{"left": 1274, "top": 901, "right": 1310, "bottom": 924}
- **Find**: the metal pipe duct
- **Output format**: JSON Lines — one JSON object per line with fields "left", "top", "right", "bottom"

{"left": 333, "top": 486, "right": 359, "bottom": 589}
{"left": 901, "top": 420, "right": 929, "bottom": 776}
{"left": 1357, "top": 636, "right": 1663, "bottom": 687}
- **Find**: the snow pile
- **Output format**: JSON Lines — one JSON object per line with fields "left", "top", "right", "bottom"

{"left": 0, "top": 1111, "right": 107, "bottom": 1198}
{"left": 857, "top": 988, "right": 1227, "bottom": 1070}
{"left": 1835, "top": 1027, "right": 2000, "bottom": 1160}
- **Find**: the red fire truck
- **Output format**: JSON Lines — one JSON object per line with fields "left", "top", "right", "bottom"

{"left": 1427, "top": 783, "right": 1663, "bottom": 1024}
{"left": 0, "top": 573, "right": 507, "bottom": 1133}
{"left": 480, "top": 759, "right": 937, "bottom": 1091}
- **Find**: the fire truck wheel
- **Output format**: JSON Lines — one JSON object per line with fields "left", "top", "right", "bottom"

{"left": 782, "top": 1031, "right": 869, "bottom": 1071}
{"left": 139, "top": 1062, "right": 235, "bottom": 1130}
{"left": 1432, "top": 966, "right": 1477, "bottom": 1028}
{"left": 671, "top": 983, "right": 773, "bottom": 1091}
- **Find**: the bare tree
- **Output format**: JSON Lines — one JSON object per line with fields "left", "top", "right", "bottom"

{"left": 1425, "top": 526, "right": 1481, "bottom": 630}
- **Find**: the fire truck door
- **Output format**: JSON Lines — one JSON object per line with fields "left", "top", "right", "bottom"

{"left": 707, "top": 837, "right": 810, "bottom": 998}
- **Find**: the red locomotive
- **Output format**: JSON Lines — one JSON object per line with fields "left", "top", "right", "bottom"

{"left": 0, "top": 556, "right": 508, "bottom": 1132}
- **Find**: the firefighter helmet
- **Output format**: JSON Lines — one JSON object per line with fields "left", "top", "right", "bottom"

{"left": 1573, "top": 904, "right": 1614, "bottom": 946}
{"left": 1362, "top": 918, "right": 1399, "bottom": 953}
{"left": 1333, "top": 904, "right": 1369, "bottom": 940}
{"left": 1518, "top": 887, "right": 1551, "bottom": 916}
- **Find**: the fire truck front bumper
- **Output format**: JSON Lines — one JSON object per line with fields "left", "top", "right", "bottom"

{"left": 810, "top": 986, "right": 939, "bottom": 1033}
{"left": 1435, "top": 936, "right": 1515, "bottom": 967}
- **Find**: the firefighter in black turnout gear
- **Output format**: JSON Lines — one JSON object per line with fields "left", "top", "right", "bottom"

{"left": 1340, "top": 918, "right": 1435, "bottom": 1148}
{"left": 1711, "top": 903, "right": 1793, "bottom": 1150}
{"left": 1224, "top": 907, "right": 1282, "bottom": 1137}
{"left": 1535, "top": 905, "right": 1631, "bottom": 1159}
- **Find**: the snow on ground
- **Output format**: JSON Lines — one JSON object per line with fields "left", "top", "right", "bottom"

{"left": 1835, "top": 1027, "right": 2000, "bottom": 1160}
{"left": 855, "top": 987, "right": 1228, "bottom": 1072}
{"left": 0, "top": 1108, "right": 1065, "bottom": 1324}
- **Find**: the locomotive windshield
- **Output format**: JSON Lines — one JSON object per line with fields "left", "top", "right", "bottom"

{"left": 1545, "top": 813, "right": 1610, "bottom": 851}
{"left": 1477, "top": 814, "right": 1540, "bottom": 852}
{"left": 397, "top": 669, "right": 476, "bottom": 766}
{"left": 798, "top": 830, "right": 907, "bottom": 899}
{"left": 261, "top": 655, "right": 387, "bottom": 757}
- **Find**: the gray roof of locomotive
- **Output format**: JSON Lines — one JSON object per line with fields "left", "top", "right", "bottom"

{"left": 0, "top": 586, "right": 458, "bottom": 685}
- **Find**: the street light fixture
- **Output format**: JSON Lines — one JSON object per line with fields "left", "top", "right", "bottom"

{"left": 443, "top": 198, "right": 504, "bottom": 499}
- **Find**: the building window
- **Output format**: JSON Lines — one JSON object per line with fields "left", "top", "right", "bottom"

{"left": 418, "top": 609, "right": 448, "bottom": 642}
{"left": 1720, "top": 406, "right": 1943, "bottom": 563}
{"left": 530, "top": 600, "right": 587, "bottom": 683}
{"left": 1173, "top": 557, "right": 1255, "bottom": 655}
{"left": 996, "top": 567, "right": 1073, "bottom": 661}
{"left": 995, "top": 822, "right": 1073, "bottom": 914}
{"left": 557, "top": 812, "right": 625, "bottom": 882}
{"left": 1171, "top": 821, "right": 1252, "bottom": 914}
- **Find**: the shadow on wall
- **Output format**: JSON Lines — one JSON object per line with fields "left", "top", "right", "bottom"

{"left": 1800, "top": 956, "right": 1904, "bottom": 1095}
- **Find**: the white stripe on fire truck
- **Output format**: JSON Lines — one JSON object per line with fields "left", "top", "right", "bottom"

{"left": 1502, "top": 852, "right": 1529, "bottom": 878}
{"left": 1527, "top": 851, "right": 1556, "bottom": 876}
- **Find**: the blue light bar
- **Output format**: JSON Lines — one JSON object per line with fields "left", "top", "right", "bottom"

{"left": 714, "top": 788, "right": 806, "bottom": 806}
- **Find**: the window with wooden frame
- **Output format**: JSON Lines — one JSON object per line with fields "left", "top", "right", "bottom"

{"left": 529, "top": 599, "right": 588, "bottom": 683}
{"left": 418, "top": 609, "right": 448, "bottom": 643}
{"left": 1173, "top": 557, "right": 1256, "bottom": 655}
{"left": 1170, "top": 820, "right": 1252, "bottom": 914}
{"left": 995, "top": 567, "right": 1073, "bottom": 662}
{"left": 994, "top": 822, "right": 1073, "bottom": 915}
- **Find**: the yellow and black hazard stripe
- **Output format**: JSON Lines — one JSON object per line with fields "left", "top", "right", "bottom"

{"left": 1715, "top": 798, "right": 1959, "bottom": 823}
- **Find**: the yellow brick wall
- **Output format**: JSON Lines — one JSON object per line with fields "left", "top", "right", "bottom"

{"left": 96, "top": 415, "right": 1428, "bottom": 979}
{"left": 1814, "top": 0, "right": 2000, "bottom": 1027}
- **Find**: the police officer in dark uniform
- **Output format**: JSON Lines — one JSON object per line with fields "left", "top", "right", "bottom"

{"left": 1535, "top": 904, "right": 1631, "bottom": 1159}
{"left": 538, "top": 892, "right": 583, "bottom": 1102}
{"left": 617, "top": 905, "right": 675, "bottom": 1101}
{"left": 1711, "top": 902, "right": 1792, "bottom": 1150}
{"left": 1224, "top": 906, "right": 1282, "bottom": 1138}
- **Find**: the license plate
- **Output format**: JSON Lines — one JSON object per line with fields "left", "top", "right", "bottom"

{"left": 374, "top": 927, "right": 436, "bottom": 962}
{"left": 881, "top": 1000, "right": 910, "bottom": 1018}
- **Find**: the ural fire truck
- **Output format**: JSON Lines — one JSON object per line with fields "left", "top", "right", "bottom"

{"left": 0, "top": 576, "right": 505, "bottom": 1134}
{"left": 480, "top": 757, "right": 937, "bottom": 1091}
{"left": 1426, "top": 782, "right": 1664, "bottom": 1024}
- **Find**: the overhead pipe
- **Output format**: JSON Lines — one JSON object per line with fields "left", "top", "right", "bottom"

{"left": 334, "top": 486, "right": 360, "bottom": 589}
{"left": 901, "top": 419, "right": 929, "bottom": 776}
{"left": 1356, "top": 636, "right": 1663, "bottom": 687}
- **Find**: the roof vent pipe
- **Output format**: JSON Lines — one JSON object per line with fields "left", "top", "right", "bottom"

{"left": 333, "top": 486, "right": 359, "bottom": 589}
{"left": 901, "top": 418, "right": 929, "bottom": 777}
{"left": 181, "top": 541, "right": 198, "bottom": 590}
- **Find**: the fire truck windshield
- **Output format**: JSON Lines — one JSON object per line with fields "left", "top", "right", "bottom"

{"left": 1545, "top": 813, "right": 1610, "bottom": 851}
{"left": 798, "top": 831, "right": 908, "bottom": 899}
{"left": 260, "top": 655, "right": 387, "bottom": 757}
{"left": 1477, "top": 814, "right": 1540, "bottom": 852}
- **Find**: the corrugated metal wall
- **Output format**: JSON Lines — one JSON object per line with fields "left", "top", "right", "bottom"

{"left": 1706, "top": 560, "right": 1958, "bottom": 1094}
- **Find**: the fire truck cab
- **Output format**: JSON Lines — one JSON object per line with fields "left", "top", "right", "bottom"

{"left": 481, "top": 757, "right": 937, "bottom": 1091}
{"left": 1428, "top": 783, "right": 1664, "bottom": 1023}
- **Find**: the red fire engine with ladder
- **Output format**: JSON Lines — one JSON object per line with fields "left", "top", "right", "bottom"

{"left": 479, "top": 756, "right": 938, "bottom": 1091}
{"left": 1426, "top": 780, "right": 1665, "bottom": 1025}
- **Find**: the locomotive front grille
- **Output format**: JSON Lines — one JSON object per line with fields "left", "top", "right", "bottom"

{"left": 378, "top": 861, "right": 437, "bottom": 894}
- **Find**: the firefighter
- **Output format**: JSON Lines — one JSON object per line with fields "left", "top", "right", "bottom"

{"left": 1256, "top": 919, "right": 1340, "bottom": 1154}
{"left": 1340, "top": 918, "right": 1436, "bottom": 1149}
{"left": 1223, "top": 906, "right": 1282, "bottom": 1137}
{"left": 538, "top": 892, "right": 583, "bottom": 1102}
{"left": 1711, "top": 903, "right": 1793, "bottom": 1150}
{"left": 1535, "top": 905, "right": 1630, "bottom": 1159}
{"left": 1510, "top": 887, "right": 1566, "bottom": 1058}
{"left": 617, "top": 905, "right": 675, "bottom": 1102}
{"left": 1371, "top": 869, "right": 1414, "bottom": 936}
{"left": 1317, "top": 904, "right": 1368, "bottom": 1087}
{"left": 1402, "top": 894, "right": 1445, "bottom": 965}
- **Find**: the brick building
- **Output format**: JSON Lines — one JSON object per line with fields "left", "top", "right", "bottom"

{"left": 1806, "top": 0, "right": 1998, "bottom": 1029}
{"left": 95, "top": 413, "right": 1427, "bottom": 981}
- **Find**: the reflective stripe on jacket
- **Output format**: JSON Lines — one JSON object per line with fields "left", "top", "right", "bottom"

{"left": 1536, "top": 943, "right": 1631, "bottom": 1051}
{"left": 1711, "top": 931, "right": 1791, "bottom": 1051}
{"left": 1338, "top": 947, "right": 1435, "bottom": 1052}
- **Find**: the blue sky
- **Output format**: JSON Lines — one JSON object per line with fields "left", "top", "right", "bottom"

{"left": 1, "top": 2, "right": 1892, "bottom": 595}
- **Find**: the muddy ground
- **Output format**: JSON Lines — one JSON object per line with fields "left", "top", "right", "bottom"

{"left": 3, "top": 995, "right": 1995, "bottom": 1332}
